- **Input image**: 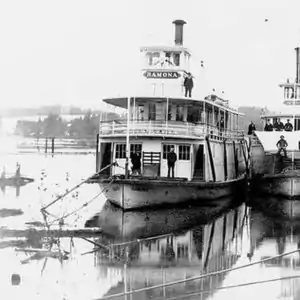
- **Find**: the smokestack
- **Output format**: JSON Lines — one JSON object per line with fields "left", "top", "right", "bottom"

{"left": 296, "top": 47, "right": 300, "bottom": 83}
{"left": 172, "top": 20, "right": 187, "bottom": 46}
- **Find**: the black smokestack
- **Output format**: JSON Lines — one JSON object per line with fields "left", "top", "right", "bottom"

{"left": 296, "top": 47, "right": 300, "bottom": 83}
{"left": 172, "top": 20, "right": 187, "bottom": 46}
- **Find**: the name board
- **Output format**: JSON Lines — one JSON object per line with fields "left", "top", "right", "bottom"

{"left": 143, "top": 71, "right": 180, "bottom": 79}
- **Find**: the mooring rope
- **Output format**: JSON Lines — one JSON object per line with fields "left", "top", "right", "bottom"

{"left": 162, "top": 275, "right": 300, "bottom": 300}
{"left": 96, "top": 248, "right": 300, "bottom": 300}
{"left": 48, "top": 179, "right": 115, "bottom": 226}
{"left": 41, "top": 162, "right": 117, "bottom": 212}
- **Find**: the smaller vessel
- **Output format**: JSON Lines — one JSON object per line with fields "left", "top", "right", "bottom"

{"left": 0, "top": 164, "right": 34, "bottom": 188}
{"left": 251, "top": 46, "right": 300, "bottom": 198}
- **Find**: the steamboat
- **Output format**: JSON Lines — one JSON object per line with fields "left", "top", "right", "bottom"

{"left": 95, "top": 20, "right": 248, "bottom": 210}
{"left": 251, "top": 46, "right": 300, "bottom": 198}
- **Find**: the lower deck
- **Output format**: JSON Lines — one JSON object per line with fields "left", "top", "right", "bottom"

{"left": 96, "top": 137, "right": 248, "bottom": 182}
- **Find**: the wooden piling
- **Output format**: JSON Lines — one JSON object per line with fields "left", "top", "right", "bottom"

{"left": 45, "top": 138, "right": 48, "bottom": 153}
{"left": 205, "top": 136, "right": 216, "bottom": 182}
{"left": 51, "top": 137, "right": 55, "bottom": 154}
{"left": 241, "top": 140, "right": 249, "bottom": 176}
{"left": 96, "top": 134, "right": 99, "bottom": 173}
{"left": 223, "top": 139, "right": 228, "bottom": 180}
{"left": 232, "top": 141, "right": 238, "bottom": 178}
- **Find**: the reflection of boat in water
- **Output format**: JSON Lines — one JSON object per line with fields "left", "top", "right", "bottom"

{"left": 88, "top": 199, "right": 248, "bottom": 299}
{"left": 248, "top": 193, "right": 300, "bottom": 222}
{"left": 249, "top": 209, "right": 300, "bottom": 299}
{"left": 85, "top": 197, "right": 239, "bottom": 241}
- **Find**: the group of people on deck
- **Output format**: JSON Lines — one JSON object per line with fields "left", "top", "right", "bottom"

{"left": 130, "top": 148, "right": 177, "bottom": 178}
{"left": 264, "top": 118, "right": 293, "bottom": 132}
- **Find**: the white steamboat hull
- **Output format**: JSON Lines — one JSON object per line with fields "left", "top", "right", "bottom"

{"left": 98, "top": 175, "right": 247, "bottom": 210}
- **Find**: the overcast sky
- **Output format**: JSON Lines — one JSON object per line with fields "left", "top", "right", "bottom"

{"left": 1, "top": 0, "right": 300, "bottom": 110}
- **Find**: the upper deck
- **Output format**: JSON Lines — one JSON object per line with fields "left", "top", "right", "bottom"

{"left": 100, "top": 96, "right": 244, "bottom": 140}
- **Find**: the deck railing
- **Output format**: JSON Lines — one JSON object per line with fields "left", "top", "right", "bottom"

{"left": 99, "top": 120, "right": 244, "bottom": 140}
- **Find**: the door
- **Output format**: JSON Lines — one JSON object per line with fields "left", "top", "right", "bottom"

{"left": 177, "top": 144, "right": 192, "bottom": 179}
{"left": 100, "top": 142, "right": 112, "bottom": 175}
{"left": 193, "top": 144, "right": 204, "bottom": 180}
{"left": 113, "top": 143, "right": 126, "bottom": 175}
{"left": 161, "top": 144, "right": 176, "bottom": 177}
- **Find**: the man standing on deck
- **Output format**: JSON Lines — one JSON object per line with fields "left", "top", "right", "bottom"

{"left": 167, "top": 148, "right": 177, "bottom": 178}
{"left": 130, "top": 150, "right": 141, "bottom": 175}
{"left": 248, "top": 121, "right": 256, "bottom": 135}
{"left": 184, "top": 73, "right": 194, "bottom": 98}
{"left": 264, "top": 119, "right": 273, "bottom": 131}
{"left": 276, "top": 135, "right": 288, "bottom": 158}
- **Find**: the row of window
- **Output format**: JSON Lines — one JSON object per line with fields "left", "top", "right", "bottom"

{"left": 115, "top": 144, "right": 191, "bottom": 160}
{"left": 136, "top": 103, "right": 229, "bottom": 125}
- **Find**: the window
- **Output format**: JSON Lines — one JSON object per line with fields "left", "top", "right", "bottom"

{"left": 130, "top": 144, "right": 142, "bottom": 155}
{"left": 148, "top": 52, "right": 160, "bottom": 66}
{"left": 176, "top": 105, "right": 184, "bottom": 121}
{"left": 148, "top": 103, "right": 156, "bottom": 121}
{"left": 168, "top": 104, "right": 172, "bottom": 121}
{"left": 115, "top": 144, "right": 126, "bottom": 159}
{"left": 163, "top": 144, "right": 175, "bottom": 159}
{"left": 173, "top": 53, "right": 180, "bottom": 66}
{"left": 179, "top": 145, "right": 190, "bottom": 160}
{"left": 137, "top": 105, "right": 144, "bottom": 121}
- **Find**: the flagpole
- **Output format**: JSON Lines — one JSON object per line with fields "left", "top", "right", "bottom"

{"left": 125, "top": 97, "right": 130, "bottom": 179}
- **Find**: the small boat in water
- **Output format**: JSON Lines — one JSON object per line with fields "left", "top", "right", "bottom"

{"left": 94, "top": 20, "right": 248, "bottom": 210}
{"left": 250, "top": 46, "right": 300, "bottom": 198}
{"left": 0, "top": 175, "right": 34, "bottom": 187}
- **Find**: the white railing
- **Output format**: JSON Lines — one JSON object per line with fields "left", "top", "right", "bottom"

{"left": 99, "top": 120, "right": 244, "bottom": 140}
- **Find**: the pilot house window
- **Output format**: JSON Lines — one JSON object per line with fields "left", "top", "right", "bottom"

{"left": 179, "top": 145, "right": 190, "bottom": 160}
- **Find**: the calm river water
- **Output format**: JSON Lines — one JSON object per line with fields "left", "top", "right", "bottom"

{"left": 0, "top": 134, "right": 300, "bottom": 299}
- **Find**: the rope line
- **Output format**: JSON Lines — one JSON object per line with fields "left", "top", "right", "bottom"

{"left": 96, "top": 248, "right": 300, "bottom": 300}
{"left": 161, "top": 275, "right": 300, "bottom": 300}
{"left": 41, "top": 162, "right": 116, "bottom": 211}
{"left": 108, "top": 233, "right": 175, "bottom": 248}
{"left": 48, "top": 179, "right": 115, "bottom": 226}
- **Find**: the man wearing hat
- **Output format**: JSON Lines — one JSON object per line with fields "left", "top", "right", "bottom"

{"left": 276, "top": 135, "right": 288, "bottom": 157}
{"left": 184, "top": 72, "right": 194, "bottom": 98}
{"left": 284, "top": 119, "right": 293, "bottom": 131}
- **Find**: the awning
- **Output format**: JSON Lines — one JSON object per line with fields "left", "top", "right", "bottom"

{"left": 254, "top": 131, "right": 300, "bottom": 151}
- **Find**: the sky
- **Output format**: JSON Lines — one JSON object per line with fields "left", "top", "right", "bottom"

{"left": 1, "top": 0, "right": 300, "bottom": 110}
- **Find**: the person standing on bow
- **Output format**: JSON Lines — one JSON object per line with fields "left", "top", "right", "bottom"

{"left": 130, "top": 149, "right": 141, "bottom": 175}
{"left": 248, "top": 121, "right": 256, "bottom": 135}
{"left": 167, "top": 147, "right": 177, "bottom": 178}
{"left": 184, "top": 72, "right": 194, "bottom": 98}
{"left": 276, "top": 135, "right": 288, "bottom": 158}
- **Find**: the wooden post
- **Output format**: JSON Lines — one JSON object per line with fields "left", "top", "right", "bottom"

{"left": 241, "top": 140, "right": 249, "bottom": 176}
{"left": 51, "top": 137, "right": 55, "bottom": 154}
{"left": 204, "top": 220, "right": 215, "bottom": 269}
{"left": 223, "top": 139, "right": 228, "bottom": 180}
{"left": 205, "top": 136, "right": 216, "bottom": 182}
{"left": 125, "top": 97, "right": 131, "bottom": 179}
{"left": 222, "top": 215, "right": 227, "bottom": 251}
{"left": 232, "top": 141, "right": 238, "bottom": 178}
{"left": 45, "top": 137, "right": 48, "bottom": 153}
{"left": 96, "top": 134, "right": 99, "bottom": 173}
